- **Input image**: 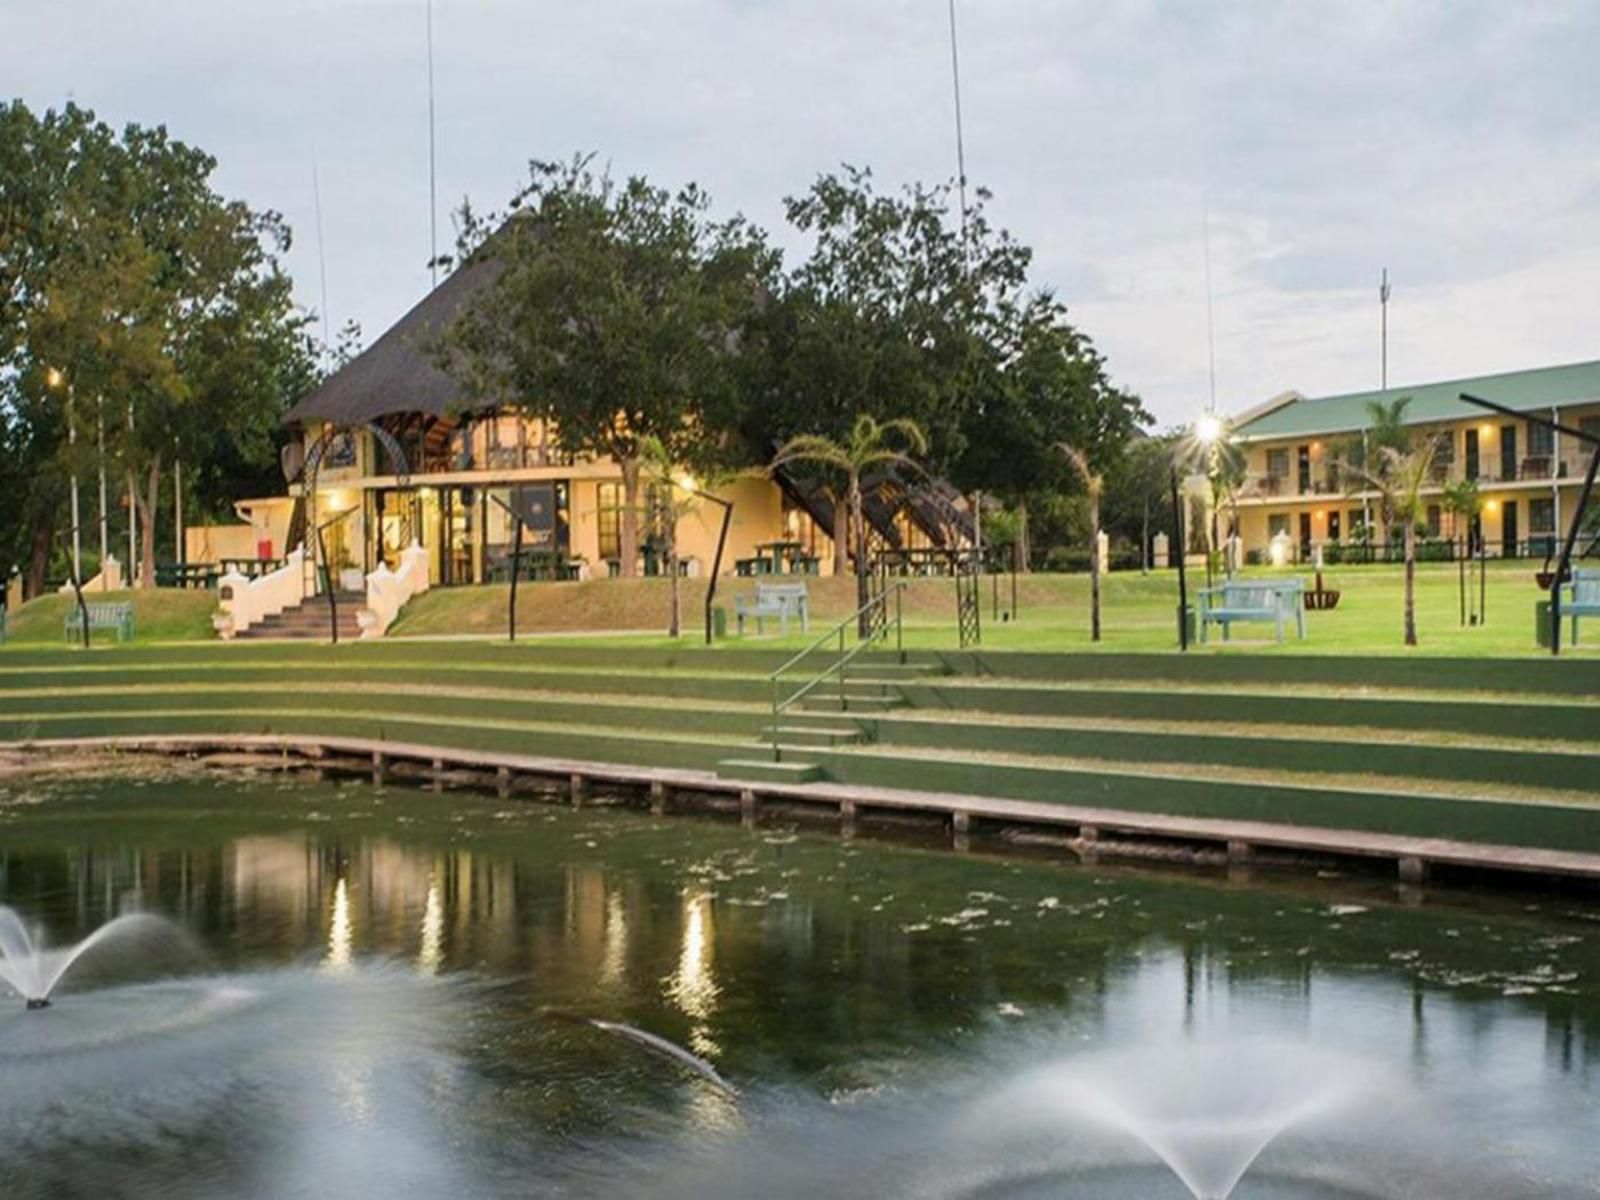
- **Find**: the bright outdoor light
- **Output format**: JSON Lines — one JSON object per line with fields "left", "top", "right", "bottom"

{"left": 677, "top": 473, "right": 698, "bottom": 492}
{"left": 1195, "top": 413, "right": 1223, "bottom": 444}
{"left": 45, "top": 367, "right": 65, "bottom": 390}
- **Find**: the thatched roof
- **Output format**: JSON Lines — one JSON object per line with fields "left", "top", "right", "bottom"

{"left": 284, "top": 253, "right": 504, "bottom": 428}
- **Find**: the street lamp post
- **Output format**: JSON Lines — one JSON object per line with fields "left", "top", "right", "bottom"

{"left": 675, "top": 474, "right": 733, "bottom": 646}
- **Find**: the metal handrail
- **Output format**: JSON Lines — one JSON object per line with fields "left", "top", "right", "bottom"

{"left": 768, "top": 582, "right": 906, "bottom": 762}
{"left": 313, "top": 507, "right": 362, "bottom": 644}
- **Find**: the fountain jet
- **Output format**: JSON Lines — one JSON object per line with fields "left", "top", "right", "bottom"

{"left": 0, "top": 906, "right": 184, "bottom": 1011}
{"left": 979, "top": 1040, "right": 1382, "bottom": 1199}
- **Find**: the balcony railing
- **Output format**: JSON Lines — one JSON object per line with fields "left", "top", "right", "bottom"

{"left": 1242, "top": 455, "right": 1593, "bottom": 499}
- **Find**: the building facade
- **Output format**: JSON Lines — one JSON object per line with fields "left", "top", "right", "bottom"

{"left": 1227, "top": 361, "right": 1600, "bottom": 563}
{"left": 232, "top": 253, "right": 968, "bottom": 587}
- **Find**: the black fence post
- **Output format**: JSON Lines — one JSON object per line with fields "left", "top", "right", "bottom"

{"left": 1171, "top": 468, "right": 1189, "bottom": 652}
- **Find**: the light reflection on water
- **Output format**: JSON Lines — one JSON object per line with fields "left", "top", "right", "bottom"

{"left": 0, "top": 772, "right": 1598, "bottom": 1197}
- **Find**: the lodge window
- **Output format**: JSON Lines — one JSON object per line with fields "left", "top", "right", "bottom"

{"left": 597, "top": 483, "right": 623, "bottom": 561}
{"left": 1266, "top": 448, "right": 1289, "bottom": 479}
{"left": 1528, "top": 423, "right": 1554, "bottom": 458}
{"left": 1426, "top": 505, "right": 1441, "bottom": 537}
{"left": 1267, "top": 513, "right": 1290, "bottom": 539}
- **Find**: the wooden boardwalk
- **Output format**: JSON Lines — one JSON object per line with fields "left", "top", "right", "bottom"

{"left": 14, "top": 733, "right": 1600, "bottom": 888}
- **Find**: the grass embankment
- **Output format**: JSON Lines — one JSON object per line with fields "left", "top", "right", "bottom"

{"left": 5, "top": 589, "right": 216, "bottom": 645}
{"left": 0, "top": 558, "right": 1581, "bottom": 657}
{"left": 393, "top": 558, "right": 1577, "bottom": 657}
{"left": 0, "top": 642, "right": 1598, "bottom": 852}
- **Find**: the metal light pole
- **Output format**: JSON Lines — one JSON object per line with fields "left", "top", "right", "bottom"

{"left": 678, "top": 479, "right": 733, "bottom": 646}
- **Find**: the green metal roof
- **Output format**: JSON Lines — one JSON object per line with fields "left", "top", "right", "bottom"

{"left": 1232, "top": 359, "right": 1600, "bottom": 442}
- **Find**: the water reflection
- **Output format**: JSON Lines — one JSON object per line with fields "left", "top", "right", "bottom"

{"left": 666, "top": 892, "right": 721, "bottom": 1061}
{"left": 417, "top": 879, "right": 443, "bottom": 976}
{"left": 4, "top": 774, "right": 1600, "bottom": 1197}
{"left": 326, "top": 878, "right": 353, "bottom": 972}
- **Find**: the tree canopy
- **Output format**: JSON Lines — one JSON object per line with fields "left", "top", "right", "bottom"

{"left": 0, "top": 100, "right": 314, "bottom": 591}
{"left": 441, "top": 156, "right": 776, "bottom": 575}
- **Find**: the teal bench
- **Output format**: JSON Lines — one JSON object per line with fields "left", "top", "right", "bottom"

{"left": 64, "top": 602, "right": 134, "bottom": 644}
{"left": 1198, "top": 578, "right": 1306, "bottom": 644}
{"left": 734, "top": 582, "right": 809, "bottom": 636}
{"left": 1560, "top": 567, "right": 1600, "bottom": 644}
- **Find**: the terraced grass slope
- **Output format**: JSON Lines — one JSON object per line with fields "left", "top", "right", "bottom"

{"left": 1, "top": 641, "right": 1597, "bottom": 855}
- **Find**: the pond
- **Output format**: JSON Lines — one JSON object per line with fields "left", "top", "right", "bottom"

{"left": 0, "top": 768, "right": 1596, "bottom": 1198}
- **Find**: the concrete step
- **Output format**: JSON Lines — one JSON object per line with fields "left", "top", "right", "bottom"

{"left": 759, "top": 724, "right": 864, "bottom": 747}
{"left": 800, "top": 694, "right": 904, "bottom": 713}
{"left": 716, "top": 757, "right": 826, "bottom": 784}
{"left": 234, "top": 594, "right": 366, "bottom": 641}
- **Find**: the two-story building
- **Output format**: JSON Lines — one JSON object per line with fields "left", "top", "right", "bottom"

{"left": 232, "top": 251, "right": 970, "bottom": 589}
{"left": 1226, "top": 360, "right": 1600, "bottom": 563}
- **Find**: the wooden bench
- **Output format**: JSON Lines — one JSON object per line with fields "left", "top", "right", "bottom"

{"left": 64, "top": 601, "right": 134, "bottom": 644}
{"left": 1198, "top": 578, "right": 1306, "bottom": 644}
{"left": 1561, "top": 568, "right": 1600, "bottom": 645}
{"left": 734, "top": 582, "right": 809, "bottom": 636}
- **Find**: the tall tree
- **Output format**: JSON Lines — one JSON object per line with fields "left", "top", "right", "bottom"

{"left": 957, "top": 297, "right": 1150, "bottom": 569}
{"left": 1102, "top": 433, "right": 1179, "bottom": 571}
{"left": 771, "top": 415, "right": 927, "bottom": 636}
{"left": 441, "top": 157, "right": 773, "bottom": 577}
{"left": 744, "top": 168, "right": 1033, "bottom": 564}
{"left": 0, "top": 101, "right": 310, "bottom": 589}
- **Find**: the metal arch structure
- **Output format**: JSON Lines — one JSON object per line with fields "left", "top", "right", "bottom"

{"left": 298, "top": 422, "right": 415, "bottom": 596}
{"left": 1460, "top": 392, "right": 1600, "bottom": 656}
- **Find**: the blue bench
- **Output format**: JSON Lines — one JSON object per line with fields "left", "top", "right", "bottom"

{"left": 1560, "top": 568, "right": 1600, "bottom": 645}
{"left": 64, "top": 602, "right": 134, "bottom": 644}
{"left": 734, "top": 582, "right": 809, "bottom": 636}
{"left": 1198, "top": 578, "right": 1306, "bottom": 644}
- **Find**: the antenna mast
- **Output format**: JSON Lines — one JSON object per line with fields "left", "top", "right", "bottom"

{"left": 946, "top": 0, "right": 968, "bottom": 242}
{"left": 427, "top": 0, "right": 438, "bottom": 288}
{"left": 1203, "top": 202, "right": 1217, "bottom": 412}
{"left": 312, "top": 157, "right": 331, "bottom": 356}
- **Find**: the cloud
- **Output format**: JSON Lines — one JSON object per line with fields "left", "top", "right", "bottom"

{"left": 6, "top": 0, "right": 1597, "bottom": 427}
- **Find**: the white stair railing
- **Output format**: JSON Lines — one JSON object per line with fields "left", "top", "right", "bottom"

{"left": 214, "top": 547, "right": 306, "bottom": 640}
{"left": 358, "top": 541, "right": 430, "bottom": 639}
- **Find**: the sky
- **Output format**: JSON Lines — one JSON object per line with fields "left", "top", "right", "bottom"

{"left": 7, "top": 0, "right": 1599, "bottom": 428}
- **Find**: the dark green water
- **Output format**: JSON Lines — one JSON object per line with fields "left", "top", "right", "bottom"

{"left": 0, "top": 768, "right": 1597, "bottom": 1198}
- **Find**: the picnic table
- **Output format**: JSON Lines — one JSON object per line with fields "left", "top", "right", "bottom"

{"left": 737, "top": 540, "right": 817, "bottom": 576}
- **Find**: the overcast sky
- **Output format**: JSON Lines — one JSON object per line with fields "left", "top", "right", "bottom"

{"left": 8, "top": 1, "right": 1598, "bottom": 427}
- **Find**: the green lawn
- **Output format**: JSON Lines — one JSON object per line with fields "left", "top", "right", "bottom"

{"left": 5, "top": 588, "right": 216, "bottom": 646}
{"left": 1, "top": 559, "right": 1585, "bottom": 658}
{"left": 396, "top": 558, "right": 1582, "bottom": 657}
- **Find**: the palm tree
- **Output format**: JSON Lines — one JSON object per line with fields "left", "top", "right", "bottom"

{"left": 1338, "top": 398, "right": 1435, "bottom": 645}
{"left": 771, "top": 415, "right": 928, "bottom": 636}
{"left": 1056, "top": 442, "right": 1105, "bottom": 641}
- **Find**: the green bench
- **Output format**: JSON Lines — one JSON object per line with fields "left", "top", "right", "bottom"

{"left": 64, "top": 602, "right": 135, "bottom": 644}
{"left": 734, "top": 582, "right": 809, "bottom": 636}
{"left": 1198, "top": 578, "right": 1306, "bottom": 644}
{"left": 1560, "top": 568, "right": 1600, "bottom": 644}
